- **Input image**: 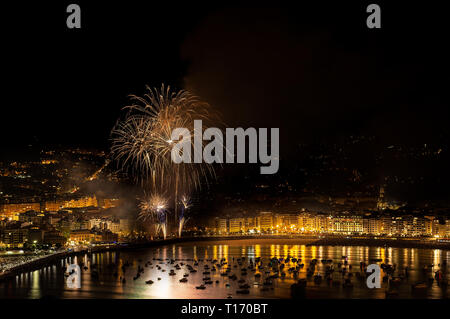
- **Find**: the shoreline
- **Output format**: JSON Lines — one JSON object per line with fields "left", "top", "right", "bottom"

{"left": 1, "top": 235, "right": 449, "bottom": 282}
{"left": 307, "top": 237, "right": 450, "bottom": 250}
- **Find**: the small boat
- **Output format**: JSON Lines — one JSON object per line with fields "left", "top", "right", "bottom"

{"left": 343, "top": 279, "right": 353, "bottom": 289}
{"left": 236, "top": 289, "right": 250, "bottom": 294}
{"left": 385, "top": 289, "right": 399, "bottom": 297}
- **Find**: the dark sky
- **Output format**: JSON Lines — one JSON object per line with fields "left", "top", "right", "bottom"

{"left": 1, "top": 1, "right": 449, "bottom": 155}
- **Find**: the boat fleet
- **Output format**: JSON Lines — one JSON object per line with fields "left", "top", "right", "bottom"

{"left": 63, "top": 254, "right": 448, "bottom": 298}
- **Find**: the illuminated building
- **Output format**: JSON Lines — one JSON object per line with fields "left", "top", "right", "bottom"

{"left": 298, "top": 213, "right": 316, "bottom": 232}
{"left": 43, "top": 200, "right": 63, "bottom": 212}
{"left": 424, "top": 217, "right": 434, "bottom": 235}
{"left": 0, "top": 202, "right": 41, "bottom": 219}
{"left": 403, "top": 216, "right": 426, "bottom": 237}
{"left": 72, "top": 219, "right": 89, "bottom": 230}
{"left": 229, "top": 218, "right": 245, "bottom": 233}
{"left": 331, "top": 215, "right": 363, "bottom": 234}
{"left": 0, "top": 227, "right": 42, "bottom": 248}
{"left": 446, "top": 219, "right": 450, "bottom": 237}
{"left": 88, "top": 218, "right": 120, "bottom": 233}
{"left": 18, "top": 211, "right": 44, "bottom": 225}
{"left": 207, "top": 212, "right": 442, "bottom": 237}
{"left": 315, "top": 215, "right": 332, "bottom": 233}
{"left": 0, "top": 195, "right": 101, "bottom": 220}
{"left": 274, "top": 214, "right": 299, "bottom": 230}
{"left": 119, "top": 218, "right": 132, "bottom": 235}
{"left": 43, "top": 231, "right": 66, "bottom": 245}
{"left": 69, "top": 229, "right": 101, "bottom": 244}
{"left": 363, "top": 217, "right": 382, "bottom": 234}
{"left": 62, "top": 195, "right": 98, "bottom": 209}
{"left": 244, "top": 217, "right": 257, "bottom": 232}
{"left": 0, "top": 228, "right": 29, "bottom": 248}
{"left": 89, "top": 218, "right": 103, "bottom": 229}
{"left": 214, "top": 218, "right": 228, "bottom": 234}
{"left": 257, "top": 212, "right": 273, "bottom": 231}
{"left": 107, "top": 220, "right": 120, "bottom": 233}
{"left": 432, "top": 219, "right": 447, "bottom": 238}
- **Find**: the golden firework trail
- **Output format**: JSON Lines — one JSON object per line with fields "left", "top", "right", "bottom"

{"left": 111, "top": 84, "right": 222, "bottom": 228}
{"left": 178, "top": 194, "right": 191, "bottom": 237}
{"left": 138, "top": 193, "right": 169, "bottom": 239}
{"left": 111, "top": 84, "right": 220, "bottom": 191}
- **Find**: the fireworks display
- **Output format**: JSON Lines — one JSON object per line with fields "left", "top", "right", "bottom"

{"left": 111, "top": 84, "right": 219, "bottom": 190}
{"left": 138, "top": 193, "right": 169, "bottom": 239}
{"left": 111, "top": 84, "right": 221, "bottom": 237}
{"left": 178, "top": 195, "right": 191, "bottom": 237}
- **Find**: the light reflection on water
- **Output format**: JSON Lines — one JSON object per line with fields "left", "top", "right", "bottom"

{"left": 1, "top": 240, "right": 449, "bottom": 299}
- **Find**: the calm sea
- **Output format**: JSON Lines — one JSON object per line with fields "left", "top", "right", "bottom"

{"left": 1, "top": 239, "right": 449, "bottom": 299}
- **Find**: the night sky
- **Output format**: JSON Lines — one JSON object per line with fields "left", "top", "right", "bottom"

{"left": 2, "top": 1, "right": 449, "bottom": 154}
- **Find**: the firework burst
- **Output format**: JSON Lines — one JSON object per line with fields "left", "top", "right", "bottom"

{"left": 111, "top": 84, "right": 222, "bottom": 231}
{"left": 138, "top": 193, "right": 169, "bottom": 239}
{"left": 178, "top": 195, "right": 191, "bottom": 237}
{"left": 180, "top": 195, "right": 191, "bottom": 211}
{"left": 111, "top": 84, "right": 220, "bottom": 192}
